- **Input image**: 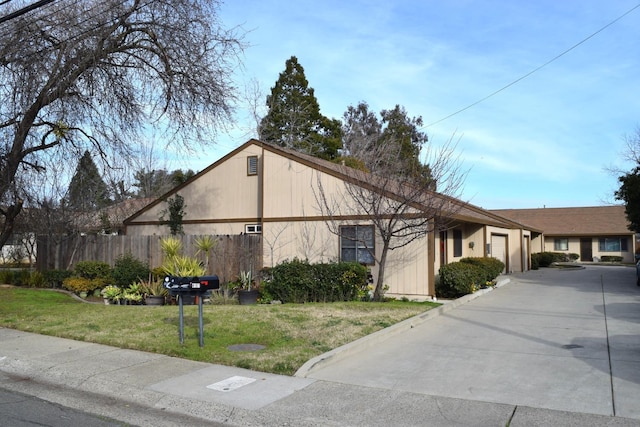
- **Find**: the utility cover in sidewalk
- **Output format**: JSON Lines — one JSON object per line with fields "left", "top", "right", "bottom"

{"left": 207, "top": 375, "right": 256, "bottom": 392}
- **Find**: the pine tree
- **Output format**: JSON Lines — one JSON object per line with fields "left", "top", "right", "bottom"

{"left": 342, "top": 102, "right": 433, "bottom": 187}
{"left": 259, "top": 56, "right": 341, "bottom": 160}
{"left": 65, "top": 151, "right": 111, "bottom": 211}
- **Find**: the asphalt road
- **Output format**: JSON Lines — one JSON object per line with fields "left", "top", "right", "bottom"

{"left": 0, "top": 387, "right": 128, "bottom": 427}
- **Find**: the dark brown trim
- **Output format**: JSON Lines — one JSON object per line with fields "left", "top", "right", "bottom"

{"left": 124, "top": 139, "right": 536, "bottom": 235}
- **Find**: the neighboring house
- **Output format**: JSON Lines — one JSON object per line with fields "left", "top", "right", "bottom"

{"left": 491, "top": 206, "right": 636, "bottom": 263}
{"left": 124, "top": 139, "right": 536, "bottom": 299}
{"left": 74, "top": 198, "right": 155, "bottom": 235}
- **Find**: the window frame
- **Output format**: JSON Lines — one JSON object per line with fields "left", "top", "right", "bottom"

{"left": 247, "top": 156, "right": 258, "bottom": 176}
{"left": 245, "top": 224, "right": 262, "bottom": 234}
{"left": 598, "top": 237, "right": 628, "bottom": 252}
{"left": 340, "top": 225, "right": 375, "bottom": 265}
{"left": 554, "top": 238, "right": 569, "bottom": 251}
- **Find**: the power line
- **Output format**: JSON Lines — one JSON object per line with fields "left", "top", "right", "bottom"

{"left": 425, "top": 3, "right": 640, "bottom": 128}
{"left": 0, "top": 0, "right": 55, "bottom": 24}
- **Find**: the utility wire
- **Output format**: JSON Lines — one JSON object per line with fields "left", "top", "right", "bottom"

{"left": 0, "top": 0, "right": 55, "bottom": 24}
{"left": 425, "top": 3, "right": 640, "bottom": 128}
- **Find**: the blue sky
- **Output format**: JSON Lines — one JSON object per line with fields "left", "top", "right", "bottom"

{"left": 181, "top": 0, "right": 640, "bottom": 210}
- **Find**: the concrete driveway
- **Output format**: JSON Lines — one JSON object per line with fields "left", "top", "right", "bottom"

{"left": 304, "top": 265, "right": 640, "bottom": 420}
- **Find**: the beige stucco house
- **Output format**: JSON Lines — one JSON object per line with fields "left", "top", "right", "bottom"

{"left": 492, "top": 206, "right": 636, "bottom": 263}
{"left": 124, "top": 140, "right": 536, "bottom": 299}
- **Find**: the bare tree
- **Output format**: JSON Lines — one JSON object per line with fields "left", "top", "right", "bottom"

{"left": 296, "top": 207, "right": 333, "bottom": 262}
{"left": 621, "top": 127, "right": 640, "bottom": 165}
{"left": 0, "top": 0, "right": 244, "bottom": 248}
{"left": 315, "top": 133, "right": 467, "bottom": 301}
{"left": 263, "top": 223, "right": 291, "bottom": 268}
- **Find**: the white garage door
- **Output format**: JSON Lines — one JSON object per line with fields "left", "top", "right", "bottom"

{"left": 491, "top": 234, "right": 507, "bottom": 273}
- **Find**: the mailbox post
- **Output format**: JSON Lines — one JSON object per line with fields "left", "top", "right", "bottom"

{"left": 163, "top": 275, "right": 219, "bottom": 347}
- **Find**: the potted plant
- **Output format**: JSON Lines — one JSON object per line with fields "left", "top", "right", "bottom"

{"left": 142, "top": 277, "right": 168, "bottom": 306}
{"left": 101, "top": 285, "right": 122, "bottom": 305}
{"left": 236, "top": 270, "right": 259, "bottom": 305}
{"left": 123, "top": 282, "right": 144, "bottom": 305}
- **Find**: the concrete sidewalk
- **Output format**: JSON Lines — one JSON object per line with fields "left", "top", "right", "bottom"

{"left": 1, "top": 265, "right": 639, "bottom": 426}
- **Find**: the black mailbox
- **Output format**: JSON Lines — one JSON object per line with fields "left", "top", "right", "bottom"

{"left": 163, "top": 275, "right": 220, "bottom": 295}
{"left": 164, "top": 275, "right": 220, "bottom": 348}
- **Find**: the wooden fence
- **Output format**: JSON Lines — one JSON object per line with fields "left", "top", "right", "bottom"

{"left": 36, "top": 234, "right": 262, "bottom": 284}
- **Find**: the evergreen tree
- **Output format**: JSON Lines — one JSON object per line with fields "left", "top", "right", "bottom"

{"left": 65, "top": 151, "right": 111, "bottom": 211}
{"left": 133, "top": 169, "right": 195, "bottom": 198}
{"left": 259, "top": 56, "right": 342, "bottom": 160}
{"left": 341, "top": 102, "right": 433, "bottom": 186}
{"left": 616, "top": 166, "right": 640, "bottom": 232}
{"left": 379, "top": 105, "right": 432, "bottom": 187}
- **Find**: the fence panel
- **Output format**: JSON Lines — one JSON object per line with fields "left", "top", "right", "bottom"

{"left": 36, "top": 234, "right": 262, "bottom": 284}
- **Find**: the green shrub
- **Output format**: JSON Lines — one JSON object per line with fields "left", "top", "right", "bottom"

{"left": 262, "top": 259, "right": 367, "bottom": 303}
{"left": 437, "top": 262, "right": 484, "bottom": 298}
{"left": 532, "top": 252, "right": 554, "bottom": 268}
{"left": 600, "top": 256, "right": 623, "bottom": 263}
{"left": 531, "top": 252, "right": 578, "bottom": 268}
{"left": 531, "top": 254, "right": 540, "bottom": 270}
{"left": 460, "top": 257, "right": 505, "bottom": 282}
{"left": 74, "top": 261, "right": 112, "bottom": 280}
{"left": 13, "top": 269, "right": 31, "bottom": 286}
{"left": 27, "top": 271, "right": 47, "bottom": 288}
{"left": 42, "top": 270, "right": 73, "bottom": 288}
{"left": 0, "top": 269, "right": 14, "bottom": 285}
{"left": 112, "top": 253, "right": 150, "bottom": 288}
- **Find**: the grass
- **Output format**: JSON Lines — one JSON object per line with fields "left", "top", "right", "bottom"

{"left": 0, "top": 288, "right": 440, "bottom": 375}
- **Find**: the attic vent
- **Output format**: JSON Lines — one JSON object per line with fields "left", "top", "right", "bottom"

{"left": 247, "top": 156, "right": 258, "bottom": 175}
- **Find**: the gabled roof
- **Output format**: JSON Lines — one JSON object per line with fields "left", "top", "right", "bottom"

{"left": 125, "top": 139, "right": 534, "bottom": 231}
{"left": 77, "top": 198, "right": 155, "bottom": 232}
{"left": 490, "top": 206, "right": 631, "bottom": 236}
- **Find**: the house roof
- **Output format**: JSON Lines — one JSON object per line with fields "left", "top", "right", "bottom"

{"left": 76, "top": 198, "right": 155, "bottom": 232}
{"left": 125, "top": 139, "right": 535, "bottom": 232}
{"left": 490, "top": 206, "right": 632, "bottom": 236}
{"left": 249, "top": 140, "right": 535, "bottom": 231}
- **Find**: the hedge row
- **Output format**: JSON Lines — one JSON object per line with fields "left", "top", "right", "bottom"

{"left": 436, "top": 257, "right": 505, "bottom": 298}
{"left": 262, "top": 258, "right": 368, "bottom": 303}
{"left": 531, "top": 252, "right": 579, "bottom": 269}
{"left": 0, "top": 254, "right": 152, "bottom": 295}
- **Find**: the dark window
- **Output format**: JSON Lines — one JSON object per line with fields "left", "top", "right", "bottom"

{"left": 598, "top": 237, "right": 628, "bottom": 252}
{"left": 245, "top": 224, "right": 262, "bottom": 234}
{"left": 453, "top": 229, "right": 462, "bottom": 257}
{"left": 247, "top": 156, "right": 258, "bottom": 175}
{"left": 340, "top": 225, "right": 375, "bottom": 265}
{"left": 554, "top": 238, "right": 569, "bottom": 251}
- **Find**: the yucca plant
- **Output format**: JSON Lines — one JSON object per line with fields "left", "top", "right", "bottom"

{"left": 162, "top": 255, "right": 205, "bottom": 277}
{"left": 195, "top": 235, "right": 218, "bottom": 274}
{"left": 160, "top": 236, "right": 183, "bottom": 259}
{"left": 239, "top": 270, "right": 253, "bottom": 291}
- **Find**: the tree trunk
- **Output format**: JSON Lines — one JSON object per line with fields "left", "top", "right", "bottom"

{"left": 373, "top": 241, "right": 390, "bottom": 301}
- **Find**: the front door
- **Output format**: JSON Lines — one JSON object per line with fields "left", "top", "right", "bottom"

{"left": 580, "top": 238, "right": 593, "bottom": 261}
{"left": 439, "top": 231, "right": 447, "bottom": 266}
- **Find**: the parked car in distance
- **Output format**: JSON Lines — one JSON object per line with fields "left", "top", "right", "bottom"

{"left": 636, "top": 259, "right": 640, "bottom": 286}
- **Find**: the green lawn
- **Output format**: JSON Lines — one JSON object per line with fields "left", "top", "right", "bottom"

{"left": 0, "top": 288, "right": 439, "bottom": 375}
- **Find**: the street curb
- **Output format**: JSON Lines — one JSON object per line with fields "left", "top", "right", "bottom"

{"left": 294, "top": 276, "right": 512, "bottom": 378}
